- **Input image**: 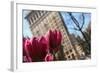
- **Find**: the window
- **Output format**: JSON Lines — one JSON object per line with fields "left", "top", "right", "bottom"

{"left": 72, "top": 54, "right": 75, "bottom": 60}
{"left": 34, "top": 15, "right": 36, "bottom": 20}
{"left": 38, "top": 11, "right": 41, "bottom": 16}
{"left": 44, "top": 23, "right": 48, "bottom": 29}
{"left": 29, "top": 18, "right": 33, "bottom": 25}
{"left": 66, "top": 51, "right": 69, "bottom": 55}
{"left": 35, "top": 13, "right": 39, "bottom": 19}
{"left": 36, "top": 30, "right": 40, "bottom": 36}
{"left": 69, "top": 49, "right": 72, "bottom": 52}
{"left": 68, "top": 56, "right": 70, "bottom": 58}
{"left": 41, "top": 11, "right": 45, "bottom": 15}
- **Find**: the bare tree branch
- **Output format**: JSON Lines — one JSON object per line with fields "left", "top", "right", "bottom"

{"left": 67, "top": 12, "right": 90, "bottom": 54}
{"left": 67, "top": 12, "right": 80, "bottom": 29}
{"left": 81, "top": 13, "right": 85, "bottom": 29}
{"left": 69, "top": 27, "right": 79, "bottom": 31}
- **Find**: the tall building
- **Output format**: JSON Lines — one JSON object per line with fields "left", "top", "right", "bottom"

{"left": 70, "top": 34, "right": 85, "bottom": 59}
{"left": 25, "top": 10, "right": 83, "bottom": 60}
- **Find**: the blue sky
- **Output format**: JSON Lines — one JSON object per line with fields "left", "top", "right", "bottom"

{"left": 23, "top": 10, "right": 91, "bottom": 38}
{"left": 23, "top": 10, "right": 33, "bottom": 38}
{"left": 61, "top": 12, "right": 91, "bottom": 37}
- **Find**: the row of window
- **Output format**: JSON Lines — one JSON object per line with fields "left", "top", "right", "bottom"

{"left": 65, "top": 49, "right": 73, "bottom": 55}
{"left": 31, "top": 14, "right": 51, "bottom": 36}
{"left": 63, "top": 49, "right": 76, "bottom": 60}
{"left": 67, "top": 53, "right": 76, "bottom": 60}
{"left": 29, "top": 11, "right": 47, "bottom": 25}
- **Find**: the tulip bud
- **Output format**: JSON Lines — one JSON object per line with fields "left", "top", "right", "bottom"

{"left": 45, "top": 53, "right": 54, "bottom": 61}
{"left": 48, "top": 29, "right": 62, "bottom": 52}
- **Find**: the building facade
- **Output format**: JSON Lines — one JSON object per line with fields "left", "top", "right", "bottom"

{"left": 70, "top": 34, "right": 85, "bottom": 59}
{"left": 25, "top": 10, "right": 84, "bottom": 60}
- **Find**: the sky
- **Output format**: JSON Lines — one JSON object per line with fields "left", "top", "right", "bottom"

{"left": 23, "top": 10, "right": 33, "bottom": 38}
{"left": 61, "top": 12, "right": 91, "bottom": 37}
{"left": 23, "top": 10, "right": 91, "bottom": 38}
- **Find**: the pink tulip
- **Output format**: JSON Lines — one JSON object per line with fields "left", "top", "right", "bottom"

{"left": 45, "top": 53, "right": 54, "bottom": 61}
{"left": 25, "top": 38, "right": 32, "bottom": 56}
{"left": 23, "top": 37, "right": 31, "bottom": 56}
{"left": 23, "top": 37, "right": 32, "bottom": 62}
{"left": 48, "top": 29, "right": 62, "bottom": 52}
{"left": 23, "top": 56, "right": 32, "bottom": 62}
{"left": 23, "top": 29, "right": 62, "bottom": 62}
{"left": 39, "top": 36, "right": 48, "bottom": 58}
{"left": 23, "top": 37, "right": 26, "bottom": 56}
{"left": 30, "top": 37, "right": 48, "bottom": 61}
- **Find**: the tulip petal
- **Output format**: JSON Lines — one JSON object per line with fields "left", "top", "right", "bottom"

{"left": 23, "top": 56, "right": 32, "bottom": 62}
{"left": 57, "top": 31, "right": 62, "bottom": 46}
{"left": 48, "top": 29, "right": 62, "bottom": 52}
